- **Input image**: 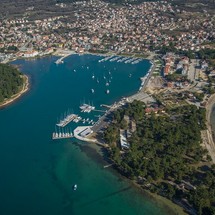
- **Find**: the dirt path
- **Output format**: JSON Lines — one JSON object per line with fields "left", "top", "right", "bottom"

{"left": 202, "top": 94, "right": 215, "bottom": 163}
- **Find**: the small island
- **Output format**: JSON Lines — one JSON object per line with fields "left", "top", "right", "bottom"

{"left": 0, "top": 63, "right": 29, "bottom": 108}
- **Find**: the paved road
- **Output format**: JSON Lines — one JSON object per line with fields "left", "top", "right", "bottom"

{"left": 188, "top": 59, "right": 200, "bottom": 82}
{"left": 187, "top": 60, "right": 196, "bottom": 82}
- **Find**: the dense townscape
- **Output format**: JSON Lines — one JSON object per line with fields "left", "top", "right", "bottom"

{"left": 0, "top": 0, "right": 215, "bottom": 62}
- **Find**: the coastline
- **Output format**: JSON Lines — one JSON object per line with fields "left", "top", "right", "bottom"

{"left": 48, "top": 51, "right": 188, "bottom": 214}
{"left": 0, "top": 75, "right": 29, "bottom": 109}
{"left": 2, "top": 52, "right": 187, "bottom": 214}
{"left": 77, "top": 58, "right": 189, "bottom": 214}
{"left": 52, "top": 49, "right": 150, "bottom": 58}
{"left": 85, "top": 143, "right": 187, "bottom": 215}
{"left": 129, "top": 177, "right": 187, "bottom": 215}
{"left": 0, "top": 49, "right": 151, "bottom": 110}
{"left": 2, "top": 48, "right": 152, "bottom": 64}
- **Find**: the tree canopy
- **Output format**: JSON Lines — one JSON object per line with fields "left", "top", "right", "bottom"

{"left": 104, "top": 100, "right": 215, "bottom": 214}
{"left": 0, "top": 64, "right": 24, "bottom": 102}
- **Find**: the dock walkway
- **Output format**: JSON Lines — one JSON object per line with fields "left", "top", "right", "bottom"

{"left": 54, "top": 50, "right": 74, "bottom": 64}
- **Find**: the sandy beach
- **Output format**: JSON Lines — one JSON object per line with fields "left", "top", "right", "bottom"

{"left": 0, "top": 75, "right": 29, "bottom": 108}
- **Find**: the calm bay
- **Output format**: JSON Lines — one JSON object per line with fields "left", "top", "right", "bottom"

{"left": 0, "top": 54, "right": 174, "bottom": 215}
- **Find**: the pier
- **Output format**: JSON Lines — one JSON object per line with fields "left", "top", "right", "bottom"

{"left": 80, "top": 103, "right": 95, "bottom": 113}
{"left": 93, "top": 109, "right": 106, "bottom": 113}
{"left": 54, "top": 50, "right": 74, "bottom": 64}
{"left": 55, "top": 58, "right": 64, "bottom": 64}
{"left": 100, "top": 104, "right": 112, "bottom": 108}
{"left": 56, "top": 114, "right": 79, "bottom": 127}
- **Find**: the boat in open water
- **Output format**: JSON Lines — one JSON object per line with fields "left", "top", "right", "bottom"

{"left": 73, "top": 184, "right": 77, "bottom": 191}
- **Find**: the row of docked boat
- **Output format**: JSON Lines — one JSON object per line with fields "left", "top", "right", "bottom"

{"left": 138, "top": 72, "right": 150, "bottom": 91}
{"left": 98, "top": 56, "right": 142, "bottom": 64}
{"left": 80, "top": 103, "right": 95, "bottom": 113}
{"left": 52, "top": 131, "right": 73, "bottom": 140}
{"left": 56, "top": 113, "right": 78, "bottom": 127}
{"left": 82, "top": 118, "right": 95, "bottom": 125}
{"left": 110, "top": 56, "right": 121, "bottom": 62}
{"left": 98, "top": 55, "right": 114, "bottom": 63}
{"left": 56, "top": 112, "right": 82, "bottom": 127}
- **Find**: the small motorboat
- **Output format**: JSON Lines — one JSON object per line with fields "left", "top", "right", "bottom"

{"left": 73, "top": 184, "right": 77, "bottom": 191}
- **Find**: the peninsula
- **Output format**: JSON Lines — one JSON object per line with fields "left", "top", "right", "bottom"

{"left": 0, "top": 64, "right": 29, "bottom": 108}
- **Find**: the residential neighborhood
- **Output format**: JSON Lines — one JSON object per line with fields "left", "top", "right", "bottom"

{"left": 0, "top": 0, "right": 214, "bottom": 62}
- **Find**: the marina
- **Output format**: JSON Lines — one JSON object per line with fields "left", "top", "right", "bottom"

{"left": 53, "top": 56, "right": 153, "bottom": 143}
{"left": 132, "top": 59, "right": 142, "bottom": 64}
{"left": 117, "top": 57, "right": 129, "bottom": 62}
{"left": 80, "top": 103, "right": 95, "bottom": 113}
{"left": 56, "top": 113, "right": 79, "bottom": 127}
{"left": 98, "top": 55, "right": 113, "bottom": 62}
{"left": 110, "top": 56, "right": 121, "bottom": 62}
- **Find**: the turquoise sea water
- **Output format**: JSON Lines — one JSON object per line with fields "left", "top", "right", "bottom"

{"left": 0, "top": 54, "right": 171, "bottom": 215}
